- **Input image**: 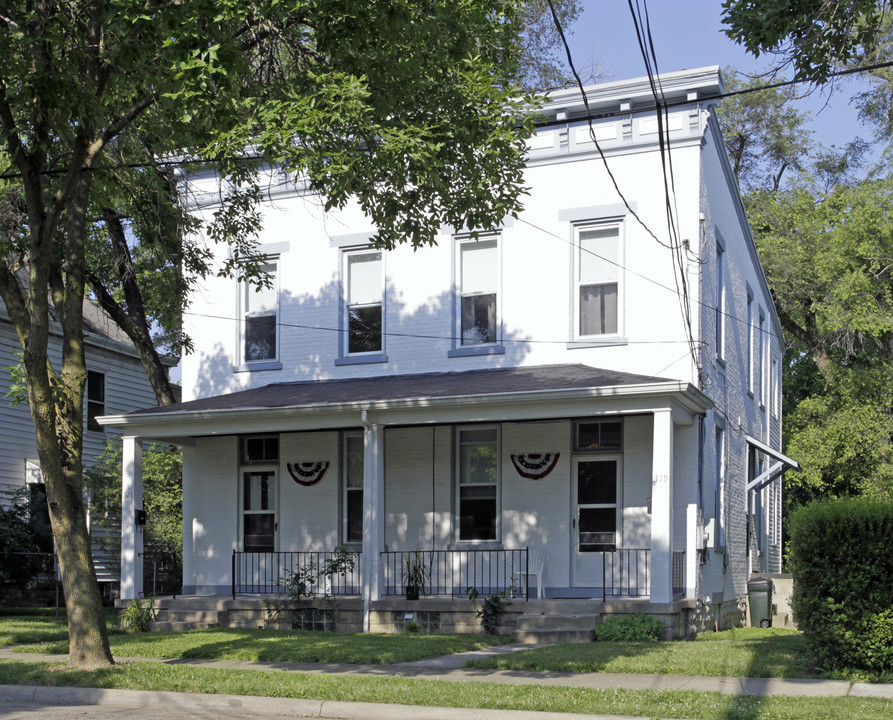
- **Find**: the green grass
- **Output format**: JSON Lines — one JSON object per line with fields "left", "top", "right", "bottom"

{"left": 1, "top": 659, "right": 891, "bottom": 720}
{"left": 0, "top": 610, "right": 122, "bottom": 646}
{"left": 466, "top": 627, "right": 812, "bottom": 678}
{"left": 14, "top": 627, "right": 512, "bottom": 664}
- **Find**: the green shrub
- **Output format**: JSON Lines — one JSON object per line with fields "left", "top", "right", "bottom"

{"left": 120, "top": 599, "right": 157, "bottom": 632}
{"left": 593, "top": 612, "right": 663, "bottom": 642}
{"left": 788, "top": 499, "right": 893, "bottom": 673}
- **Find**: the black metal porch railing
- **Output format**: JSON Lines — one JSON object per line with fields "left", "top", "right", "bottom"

{"left": 672, "top": 550, "right": 685, "bottom": 597}
{"left": 232, "top": 550, "right": 362, "bottom": 597}
{"left": 601, "top": 549, "right": 650, "bottom": 599}
{"left": 381, "top": 548, "right": 529, "bottom": 599}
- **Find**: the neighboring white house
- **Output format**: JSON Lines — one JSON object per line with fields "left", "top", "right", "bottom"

{"left": 103, "top": 66, "right": 796, "bottom": 633}
{"left": 0, "top": 295, "right": 167, "bottom": 593}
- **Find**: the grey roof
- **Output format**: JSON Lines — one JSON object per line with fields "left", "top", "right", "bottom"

{"left": 128, "top": 364, "right": 670, "bottom": 417}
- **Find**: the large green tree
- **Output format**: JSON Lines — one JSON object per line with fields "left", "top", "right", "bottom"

{"left": 0, "top": 0, "right": 538, "bottom": 667}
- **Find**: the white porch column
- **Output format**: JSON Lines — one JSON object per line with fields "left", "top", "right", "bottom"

{"left": 120, "top": 436, "right": 144, "bottom": 600}
{"left": 685, "top": 503, "right": 700, "bottom": 599}
{"left": 361, "top": 419, "right": 385, "bottom": 631}
{"left": 650, "top": 409, "right": 674, "bottom": 603}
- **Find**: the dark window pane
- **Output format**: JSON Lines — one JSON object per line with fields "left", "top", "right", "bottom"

{"left": 244, "top": 514, "right": 275, "bottom": 552}
{"left": 348, "top": 305, "right": 382, "bottom": 353}
{"left": 579, "top": 507, "right": 616, "bottom": 552}
{"left": 87, "top": 372, "right": 104, "bottom": 402}
{"left": 577, "top": 421, "right": 622, "bottom": 451}
{"left": 243, "top": 437, "right": 278, "bottom": 463}
{"left": 580, "top": 283, "right": 618, "bottom": 335}
{"left": 245, "top": 314, "right": 276, "bottom": 361}
{"left": 29, "top": 483, "right": 53, "bottom": 553}
{"left": 87, "top": 401, "right": 104, "bottom": 432}
{"left": 461, "top": 294, "right": 496, "bottom": 345}
{"left": 577, "top": 461, "right": 616, "bottom": 505}
{"left": 459, "top": 497, "right": 497, "bottom": 540}
{"left": 346, "top": 488, "right": 363, "bottom": 543}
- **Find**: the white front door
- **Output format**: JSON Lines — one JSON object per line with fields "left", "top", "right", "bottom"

{"left": 572, "top": 456, "right": 620, "bottom": 587}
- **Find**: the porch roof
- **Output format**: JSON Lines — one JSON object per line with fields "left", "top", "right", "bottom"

{"left": 99, "top": 364, "right": 712, "bottom": 439}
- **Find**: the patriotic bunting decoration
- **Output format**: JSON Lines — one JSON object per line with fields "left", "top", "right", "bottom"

{"left": 287, "top": 462, "right": 329, "bottom": 486}
{"left": 510, "top": 453, "right": 560, "bottom": 480}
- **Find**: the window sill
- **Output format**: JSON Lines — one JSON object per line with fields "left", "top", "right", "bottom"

{"left": 715, "top": 357, "right": 726, "bottom": 369}
{"left": 714, "top": 545, "right": 726, "bottom": 554}
{"left": 448, "top": 345, "right": 505, "bottom": 358}
{"left": 335, "top": 353, "right": 388, "bottom": 366}
{"left": 566, "top": 337, "right": 628, "bottom": 349}
{"left": 233, "top": 361, "right": 283, "bottom": 373}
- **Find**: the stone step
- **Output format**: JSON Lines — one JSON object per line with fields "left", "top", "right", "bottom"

{"left": 522, "top": 600, "right": 604, "bottom": 614}
{"left": 148, "top": 621, "right": 218, "bottom": 632}
{"left": 515, "top": 613, "right": 597, "bottom": 631}
{"left": 513, "top": 628, "right": 593, "bottom": 644}
{"left": 154, "top": 610, "right": 221, "bottom": 623}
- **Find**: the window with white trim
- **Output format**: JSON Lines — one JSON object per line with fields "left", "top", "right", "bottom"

{"left": 575, "top": 222, "right": 622, "bottom": 338}
{"left": 343, "top": 433, "right": 364, "bottom": 544}
{"left": 746, "top": 289, "right": 754, "bottom": 395}
{"left": 86, "top": 370, "right": 105, "bottom": 432}
{"left": 714, "top": 427, "right": 725, "bottom": 548}
{"left": 456, "top": 235, "right": 499, "bottom": 346}
{"left": 758, "top": 308, "right": 766, "bottom": 406}
{"left": 771, "top": 354, "right": 779, "bottom": 419}
{"left": 456, "top": 427, "right": 499, "bottom": 541}
{"left": 715, "top": 243, "right": 725, "bottom": 362}
{"left": 240, "top": 436, "right": 278, "bottom": 553}
{"left": 242, "top": 260, "right": 279, "bottom": 363}
{"left": 344, "top": 250, "right": 383, "bottom": 355}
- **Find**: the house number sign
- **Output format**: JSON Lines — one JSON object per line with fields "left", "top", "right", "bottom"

{"left": 287, "top": 462, "right": 329, "bottom": 486}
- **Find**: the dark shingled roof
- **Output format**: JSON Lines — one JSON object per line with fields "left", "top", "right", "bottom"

{"left": 127, "top": 364, "right": 671, "bottom": 417}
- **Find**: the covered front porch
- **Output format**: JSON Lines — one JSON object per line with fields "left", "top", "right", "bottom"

{"left": 101, "top": 364, "right": 712, "bottom": 633}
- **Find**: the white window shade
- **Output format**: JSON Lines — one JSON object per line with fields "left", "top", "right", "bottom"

{"left": 579, "top": 228, "right": 619, "bottom": 283}
{"left": 461, "top": 240, "right": 497, "bottom": 293}
{"left": 348, "top": 252, "right": 381, "bottom": 304}
{"left": 244, "top": 263, "right": 278, "bottom": 314}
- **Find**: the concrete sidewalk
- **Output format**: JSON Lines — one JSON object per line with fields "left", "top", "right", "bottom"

{"left": 2, "top": 643, "right": 892, "bottom": 720}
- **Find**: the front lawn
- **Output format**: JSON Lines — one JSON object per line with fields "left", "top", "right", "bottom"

{"left": 0, "top": 609, "right": 121, "bottom": 646}
{"left": 2, "top": 659, "right": 892, "bottom": 720}
{"left": 466, "top": 627, "right": 811, "bottom": 678}
{"left": 14, "top": 627, "right": 512, "bottom": 665}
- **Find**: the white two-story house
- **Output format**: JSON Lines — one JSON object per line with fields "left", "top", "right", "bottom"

{"left": 103, "top": 66, "right": 796, "bottom": 636}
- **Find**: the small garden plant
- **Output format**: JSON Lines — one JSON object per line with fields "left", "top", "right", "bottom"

{"left": 120, "top": 599, "right": 157, "bottom": 633}
{"left": 592, "top": 612, "right": 664, "bottom": 642}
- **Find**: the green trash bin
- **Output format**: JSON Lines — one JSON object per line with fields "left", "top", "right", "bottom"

{"left": 747, "top": 575, "right": 774, "bottom": 628}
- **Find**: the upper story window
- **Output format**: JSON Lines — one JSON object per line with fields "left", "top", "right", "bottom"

{"left": 457, "top": 236, "right": 499, "bottom": 346}
{"left": 86, "top": 370, "right": 105, "bottom": 432}
{"left": 715, "top": 243, "right": 725, "bottom": 363}
{"left": 344, "top": 250, "right": 383, "bottom": 355}
{"left": 575, "top": 222, "right": 622, "bottom": 339}
{"left": 758, "top": 308, "right": 766, "bottom": 407}
{"left": 242, "top": 260, "right": 279, "bottom": 363}
{"left": 746, "top": 288, "right": 754, "bottom": 396}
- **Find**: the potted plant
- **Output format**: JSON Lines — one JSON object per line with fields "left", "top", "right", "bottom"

{"left": 401, "top": 549, "right": 430, "bottom": 601}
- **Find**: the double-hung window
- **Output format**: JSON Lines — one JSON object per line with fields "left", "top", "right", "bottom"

{"left": 86, "top": 370, "right": 105, "bottom": 432}
{"left": 343, "top": 433, "right": 364, "bottom": 544}
{"left": 575, "top": 222, "right": 622, "bottom": 338}
{"left": 746, "top": 289, "right": 754, "bottom": 395}
{"left": 242, "top": 261, "right": 279, "bottom": 363}
{"left": 344, "top": 250, "right": 383, "bottom": 355}
{"left": 240, "top": 436, "right": 278, "bottom": 553}
{"left": 456, "top": 427, "right": 499, "bottom": 541}
{"left": 457, "top": 236, "right": 499, "bottom": 346}
{"left": 715, "top": 243, "right": 725, "bottom": 362}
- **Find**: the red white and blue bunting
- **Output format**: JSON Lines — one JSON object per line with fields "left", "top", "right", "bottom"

{"left": 287, "top": 462, "right": 329, "bottom": 486}
{"left": 510, "top": 453, "right": 560, "bottom": 480}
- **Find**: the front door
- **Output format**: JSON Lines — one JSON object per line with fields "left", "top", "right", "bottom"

{"left": 572, "top": 456, "right": 620, "bottom": 587}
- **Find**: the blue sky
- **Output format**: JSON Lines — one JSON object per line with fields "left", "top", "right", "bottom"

{"left": 564, "top": 0, "right": 873, "bottom": 153}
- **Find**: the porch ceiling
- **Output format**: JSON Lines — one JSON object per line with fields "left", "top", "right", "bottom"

{"left": 98, "top": 363, "right": 712, "bottom": 440}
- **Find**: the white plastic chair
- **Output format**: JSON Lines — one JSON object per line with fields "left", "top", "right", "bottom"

{"left": 518, "top": 549, "right": 547, "bottom": 599}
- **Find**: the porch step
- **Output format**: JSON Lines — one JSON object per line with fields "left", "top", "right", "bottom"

{"left": 148, "top": 608, "right": 221, "bottom": 632}
{"left": 512, "top": 612, "right": 597, "bottom": 644}
{"left": 513, "top": 628, "right": 594, "bottom": 644}
{"left": 148, "top": 620, "right": 218, "bottom": 632}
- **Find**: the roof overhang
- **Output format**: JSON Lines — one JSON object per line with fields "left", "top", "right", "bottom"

{"left": 99, "top": 375, "right": 712, "bottom": 443}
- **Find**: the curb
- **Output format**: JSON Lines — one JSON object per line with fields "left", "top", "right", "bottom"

{"left": 0, "top": 684, "right": 658, "bottom": 720}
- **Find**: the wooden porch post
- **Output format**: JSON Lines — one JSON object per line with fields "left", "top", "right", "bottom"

{"left": 361, "top": 417, "right": 385, "bottom": 631}
{"left": 650, "top": 409, "right": 674, "bottom": 603}
{"left": 120, "top": 436, "right": 144, "bottom": 600}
